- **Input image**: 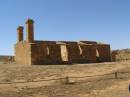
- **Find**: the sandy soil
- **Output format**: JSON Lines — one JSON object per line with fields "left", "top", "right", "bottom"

{"left": 0, "top": 61, "right": 130, "bottom": 97}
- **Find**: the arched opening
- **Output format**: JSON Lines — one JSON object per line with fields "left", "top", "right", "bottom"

{"left": 96, "top": 48, "right": 100, "bottom": 62}
{"left": 61, "top": 45, "right": 68, "bottom": 62}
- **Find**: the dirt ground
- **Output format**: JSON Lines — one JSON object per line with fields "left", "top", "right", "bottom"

{"left": 0, "top": 61, "right": 130, "bottom": 97}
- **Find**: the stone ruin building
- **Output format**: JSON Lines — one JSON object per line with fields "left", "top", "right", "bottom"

{"left": 15, "top": 19, "right": 111, "bottom": 65}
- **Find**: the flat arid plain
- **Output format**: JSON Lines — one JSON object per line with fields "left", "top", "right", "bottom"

{"left": 0, "top": 61, "right": 130, "bottom": 97}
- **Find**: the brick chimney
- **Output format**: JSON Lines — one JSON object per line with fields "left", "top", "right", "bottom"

{"left": 26, "top": 19, "right": 34, "bottom": 43}
{"left": 17, "top": 26, "right": 24, "bottom": 42}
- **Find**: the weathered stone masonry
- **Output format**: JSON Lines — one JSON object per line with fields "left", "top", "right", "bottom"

{"left": 15, "top": 19, "right": 111, "bottom": 65}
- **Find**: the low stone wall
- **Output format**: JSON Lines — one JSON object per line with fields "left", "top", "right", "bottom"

{"left": 112, "top": 49, "right": 130, "bottom": 61}
{"left": 0, "top": 56, "right": 14, "bottom": 63}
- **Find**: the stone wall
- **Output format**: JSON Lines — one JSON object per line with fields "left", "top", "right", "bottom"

{"left": 79, "top": 44, "right": 97, "bottom": 63}
{"left": 61, "top": 42, "right": 82, "bottom": 63}
{"left": 96, "top": 44, "right": 111, "bottom": 62}
{"left": 80, "top": 41, "right": 97, "bottom": 44}
{"left": 15, "top": 41, "right": 111, "bottom": 65}
{"left": 30, "top": 41, "right": 62, "bottom": 65}
{"left": 15, "top": 41, "right": 31, "bottom": 65}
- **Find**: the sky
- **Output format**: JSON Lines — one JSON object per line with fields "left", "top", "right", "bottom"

{"left": 0, "top": 0, "right": 130, "bottom": 55}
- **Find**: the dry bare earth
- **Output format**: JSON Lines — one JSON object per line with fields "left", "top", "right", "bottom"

{"left": 0, "top": 61, "right": 130, "bottom": 97}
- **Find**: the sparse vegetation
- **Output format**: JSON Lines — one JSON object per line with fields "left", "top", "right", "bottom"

{"left": 112, "top": 49, "right": 130, "bottom": 61}
{"left": 0, "top": 61, "right": 130, "bottom": 97}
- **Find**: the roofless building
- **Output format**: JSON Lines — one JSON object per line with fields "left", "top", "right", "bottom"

{"left": 15, "top": 19, "right": 111, "bottom": 65}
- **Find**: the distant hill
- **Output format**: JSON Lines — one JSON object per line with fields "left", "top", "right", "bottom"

{"left": 0, "top": 55, "right": 14, "bottom": 62}
{"left": 112, "top": 49, "right": 130, "bottom": 61}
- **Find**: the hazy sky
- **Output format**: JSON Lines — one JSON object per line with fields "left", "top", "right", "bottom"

{"left": 0, "top": 0, "right": 130, "bottom": 55}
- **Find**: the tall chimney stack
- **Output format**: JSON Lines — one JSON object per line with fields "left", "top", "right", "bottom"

{"left": 17, "top": 26, "right": 24, "bottom": 42}
{"left": 26, "top": 19, "right": 34, "bottom": 43}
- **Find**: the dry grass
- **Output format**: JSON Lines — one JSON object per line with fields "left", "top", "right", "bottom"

{"left": 0, "top": 61, "right": 130, "bottom": 97}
